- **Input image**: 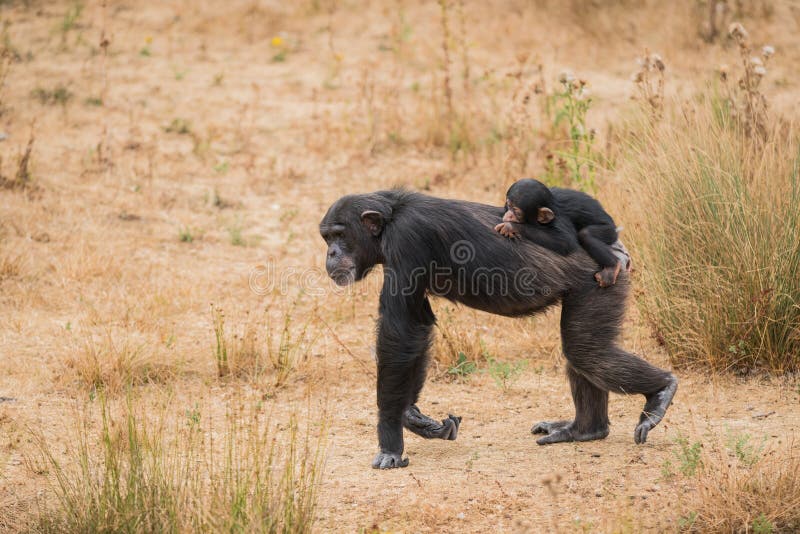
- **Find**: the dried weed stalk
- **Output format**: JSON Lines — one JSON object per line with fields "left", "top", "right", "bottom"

{"left": 720, "top": 22, "right": 774, "bottom": 141}
{"left": 633, "top": 50, "right": 666, "bottom": 121}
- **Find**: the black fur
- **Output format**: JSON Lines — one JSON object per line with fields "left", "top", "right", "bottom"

{"left": 320, "top": 189, "right": 677, "bottom": 469}
{"left": 504, "top": 178, "right": 620, "bottom": 273}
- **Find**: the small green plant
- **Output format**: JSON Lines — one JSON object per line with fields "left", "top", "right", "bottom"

{"left": 185, "top": 404, "right": 201, "bottom": 428}
{"left": 726, "top": 431, "right": 765, "bottom": 467}
{"left": 270, "top": 36, "right": 287, "bottom": 62}
{"left": 752, "top": 513, "right": 774, "bottom": 534}
{"left": 164, "top": 118, "right": 192, "bottom": 135}
{"left": 31, "top": 85, "right": 73, "bottom": 106}
{"left": 57, "top": 2, "right": 83, "bottom": 47}
{"left": 280, "top": 208, "right": 299, "bottom": 223}
{"left": 486, "top": 358, "right": 527, "bottom": 391}
{"left": 447, "top": 352, "right": 477, "bottom": 378}
{"left": 678, "top": 511, "right": 697, "bottom": 529}
{"left": 661, "top": 459, "right": 674, "bottom": 479}
{"left": 213, "top": 160, "right": 229, "bottom": 174}
{"left": 227, "top": 219, "right": 257, "bottom": 247}
{"left": 674, "top": 437, "right": 702, "bottom": 476}
{"left": 83, "top": 96, "right": 102, "bottom": 106}
{"left": 178, "top": 226, "right": 194, "bottom": 243}
{"left": 542, "top": 72, "right": 599, "bottom": 193}
{"left": 139, "top": 36, "right": 153, "bottom": 57}
{"left": 228, "top": 223, "right": 245, "bottom": 247}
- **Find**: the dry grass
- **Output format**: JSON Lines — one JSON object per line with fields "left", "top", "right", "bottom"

{"left": 211, "top": 300, "right": 315, "bottom": 387}
{"left": 64, "top": 333, "right": 177, "bottom": 395}
{"left": 0, "top": 0, "right": 799, "bottom": 531}
{"left": 27, "top": 394, "right": 325, "bottom": 533}
{"left": 676, "top": 439, "right": 800, "bottom": 532}
{"left": 623, "top": 95, "right": 800, "bottom": 373}
{"left": 432, "top": 306, "right": 494, "bottom": 380}
{"left": 0, "top": 132, "right": 36, "bottom": 191}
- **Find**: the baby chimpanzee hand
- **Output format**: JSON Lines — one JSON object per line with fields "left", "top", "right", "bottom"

{"left": 494, "top": 222, "right": 520, "bottom": 239}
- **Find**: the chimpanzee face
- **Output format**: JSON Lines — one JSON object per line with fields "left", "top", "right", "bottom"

{"left": 505, "top": 179, "right": 556, "bottom": 225}
{"left": 502, "top": 199, "right": 526, "bottom": 223}
{"left": 320, "top": 221, "right": 357, "bottom": 286}
{"left": 320, "top": 196, "right": 384, "bottom": 286}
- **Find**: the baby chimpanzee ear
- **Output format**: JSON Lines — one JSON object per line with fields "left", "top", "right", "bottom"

{"left": 537, "top": 207, "right": 555, "bottom": 224}
{"left": 361, "top": 210, "right": 384, "bottom": 236}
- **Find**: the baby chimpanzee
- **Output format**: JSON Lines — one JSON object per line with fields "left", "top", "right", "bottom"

{"left": 495, "top": 178, "right": 621, "bottom": 287}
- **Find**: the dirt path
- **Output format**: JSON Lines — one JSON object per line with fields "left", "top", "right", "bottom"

{"left": 314, "top": 367, "right": 799, "bottom": 532}
{"left": 1, "top": 2, "right": 799, "bottom": 531}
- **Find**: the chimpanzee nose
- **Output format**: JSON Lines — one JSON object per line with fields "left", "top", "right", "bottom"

{"left": 328, "top": 248, "right": 337, "bottom": 258}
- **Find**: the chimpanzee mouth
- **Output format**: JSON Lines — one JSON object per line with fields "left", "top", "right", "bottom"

{"left": 329, "top": 268, "right": 356, "bottom": 286}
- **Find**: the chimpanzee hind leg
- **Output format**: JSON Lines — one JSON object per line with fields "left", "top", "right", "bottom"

{"left": 578, "top": 225, "right": 622, "bottom": 287}
{"left": 534, "top": 275, "right": 677, "bottom": 445}
{"left": 402, "top": 350, "right": 461, "bottom": 440}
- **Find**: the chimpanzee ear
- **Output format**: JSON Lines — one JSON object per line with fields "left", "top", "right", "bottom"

{"left": 360, "top": 210, "right": 384, "bottom": 236}
{"left": 537, "top": 207, "right": 555, "bottom": 224}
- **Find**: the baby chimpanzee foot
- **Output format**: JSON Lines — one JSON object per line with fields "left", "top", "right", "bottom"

{"left": 594, "top": 262, "right": 622, "bottom": 287}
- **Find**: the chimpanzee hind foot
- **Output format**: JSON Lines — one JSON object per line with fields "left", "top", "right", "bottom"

{"left": 594, "top": 262, "right": 622, "bottom": 288}
{"left": 372, "top": 452, "right": 409, "bottom": 469}
{"left": 531, "top": 420, "right": 610, "bottom": 445}
{"left": 403, "top": 405, "right": 461, "bottom": 440}
{"left": 634, "top": 375, "right": 678, "bottom": 444}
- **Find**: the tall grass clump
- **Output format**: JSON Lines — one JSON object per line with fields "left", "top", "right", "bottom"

{"left": 625, "top": 98, "right": 800, "bottom": 373}
{"left": 676, "top": 440, "right": 800, "bottom": 532}
{"left": 211, "top": 302, "right": 314, "bottom": 386}
{"left": 32, "top": 395, "right": 325, "bottom": 533}
{"left": 66, "top": 333, "right": 176, "bottom": 395}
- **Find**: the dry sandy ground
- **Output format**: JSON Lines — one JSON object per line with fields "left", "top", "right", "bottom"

{"left": 1, "top": 1, "right": 799, "bottom": 532}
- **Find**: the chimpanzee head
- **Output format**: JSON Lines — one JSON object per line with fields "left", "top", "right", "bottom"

{"left": 504, "top": 178, "right": 555, "bottom": 225}
{"left": 319, "top": 194, "right": 389, "bottom": 286}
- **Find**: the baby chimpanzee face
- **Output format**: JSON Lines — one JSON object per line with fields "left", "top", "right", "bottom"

{"left": 503, "top": 179, "right": 556, "bottom": 226}
{"left": 502, "top": 199, "right": 526, "bottom": 223}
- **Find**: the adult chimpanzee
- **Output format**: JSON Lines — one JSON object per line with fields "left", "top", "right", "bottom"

{"left": 495, "top": 179, "right": 622, "bottom": 287}
{"left": 320, "top": 189, "right": 677, "bottom": 469}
